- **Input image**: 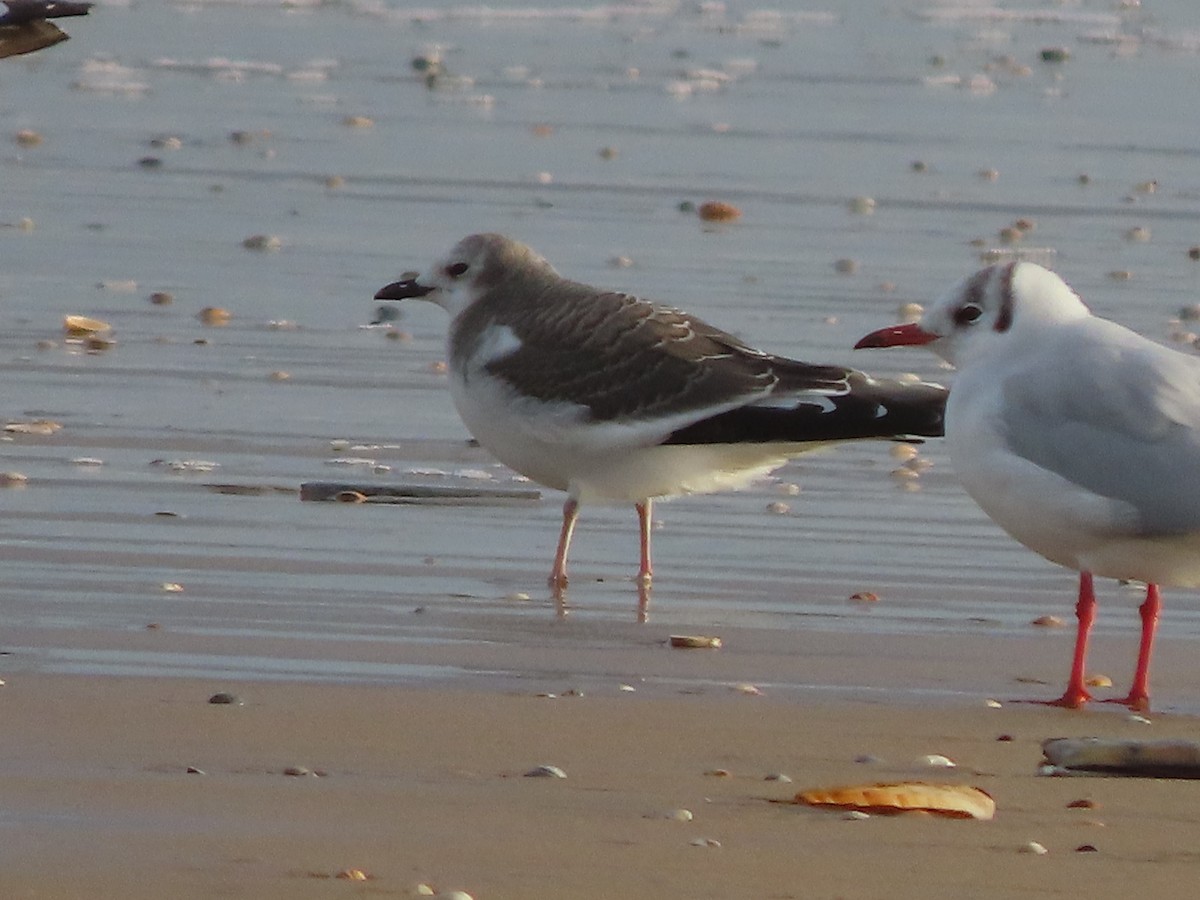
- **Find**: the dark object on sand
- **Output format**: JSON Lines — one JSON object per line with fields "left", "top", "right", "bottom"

{"left": 0, "top": 1, "right": 93, "bottom": 60}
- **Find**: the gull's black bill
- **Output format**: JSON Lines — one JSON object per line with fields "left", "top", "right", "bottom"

{"left": 375, "top": 278, "right": 434, "bottom": 301}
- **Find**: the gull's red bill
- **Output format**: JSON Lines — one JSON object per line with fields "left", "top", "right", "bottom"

{"left": 854, "top": 322, "right": 938, "bottom": 349}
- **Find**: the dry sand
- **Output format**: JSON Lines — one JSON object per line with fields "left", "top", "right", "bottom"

{"left": 5, "top": 659, "right": 1200, "bottom": 900}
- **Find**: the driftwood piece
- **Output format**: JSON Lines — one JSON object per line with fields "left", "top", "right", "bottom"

{"left": 299, "top": 481, "right": 541, "bottom": 506}
{"left": 1042, "top": 737, "right": 1200, "bottom": 779}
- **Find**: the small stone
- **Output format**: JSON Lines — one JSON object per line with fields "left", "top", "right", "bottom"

{"left": 1040, "top": 47, "right": 1070, "bottom": 62}
{"left": 1108, "top": 270, "right": 1133, "bottom": 281}
{"left": 765, "top": 773, "right": 793, "bottom": 783}
{"left": 766, "top": 501, "right": 790, "bottom": 515}
{"left": 618, "top": 684, "right": 637, "bottom": 693}
{"left": 242, "top": 234, "right": 283, "bottom": 252}
{"left": 1067, "top": 798, "right": 1097, "bottom": 809}
{"left": 1133, "top": 180, "right": 1157, "bottom": 194}
{"left": 1084, "top": 674, "right": 1112, "bottom": 688}
{"left": 986, "top": 699, "right": 1003, "bottom": 708}
{"left": 342, "top": 115, "right": 375, "bottom": 128}
{"left": 14, "top": 128, "right": 43, "bottom": 147}
{"left": 833, "top": 258, "right": 859, "bottom": 275}
{"left": 704, "top": 768, "right": 732, "bottom": 778}
{"left": 689, "top": 838, "right": 721, "bottom": 848}
{"left": 843, "top": 810, "right": 871, "bottom": 821}
{"left": 1075, "top": 844, "right": 1098, "bottom": 853}
{"left": 978, "top": 168, "right": 1000, "bottom": 181}
{"left": 325, "top": 175, "right": 345, "bottom": 189}
{"left": 268, "top": 371, "right": 291, "bottom": 382}
{"left": 598, "top": 145, "right": 619, "bottom": 160}
{"left": 848, "top": 195, "right": 876, "bottom": 215}
{"left": 148, "top": 291, "right": 174, "bottom": 306}
{"left": 434, "top": 892, "right": 474, "bottom": 900}
{"left": 697, "top": 200, "right": 742, "bottom": 222}
{"left": 1124, "top": 226, "right": 1150, "bottom": 242}
{"left": 850, "top": 591, "right": 880, "bottom": 603}
{"left": 996, "top": 734, "right": 1014, "bottom": 742}
{"left": 161, "top": 582, "right": 184, "bottom": 592}
{"left": 1127, "top": 714, "right": 1152, "bottom": 725}
{"left": 0, "top": 472, "right": 29, "bottom": 487}
{"left": 283, "top": 766, "right": 313, "bottom": 777}
{"left": 524, "top": 765, "right": 567, "bottom": 778}
{"left": 910, "top": 160, "right": 928, "bottom": 173}
{"left": 1021, "top": 841, "right": 1049, "bottom": 855}
{"left": 1188, "top": 246, "right": 1200, "bottom": 261}
{"left": 732, "top": 683, "right": 762, "bottom": 696}
{"left": 208, "top": 692, "right": 242, "bottom": 705}
{"left": 197, "top": 307, "right": 231, "bottom": 326}
{"left": 186, "top": 766, "right": 205, "bottom": 774}
{"left": 505, "top": 591, "right": 531, "bottom": 601}
{"left": 664, "top": 808, "right": 694, "bottom": 822}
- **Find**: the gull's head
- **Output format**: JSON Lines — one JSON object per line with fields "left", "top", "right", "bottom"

{"left": 374, "top": 233, "right": 559, "bottom": 320}
{"left": 855, "top": 261, "right": 1091, "bottom": 368}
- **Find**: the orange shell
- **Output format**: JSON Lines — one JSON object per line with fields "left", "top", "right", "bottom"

{"left": 795, "top": 782, "right": 995, "bottom": 820}
{"left": 697, "top": 201, "right": 742, "bottom": 222}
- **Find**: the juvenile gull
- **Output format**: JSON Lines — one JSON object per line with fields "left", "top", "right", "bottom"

{"left": 857, "top": 261, "right": 1200, "bottom": 710}
{"left": 377, "top": 233, "right": 947, "bottom": 590}
{"left": 0, "top": 0, "right": 92, "bottom": 59}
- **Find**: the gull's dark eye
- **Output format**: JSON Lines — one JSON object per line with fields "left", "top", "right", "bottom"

{"left": 954, "top": 303, "right": 983, "bottom": 326}
{"left": 445, "top": 262, "right": 469, "bottom": 278}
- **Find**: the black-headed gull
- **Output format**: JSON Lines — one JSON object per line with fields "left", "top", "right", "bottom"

{"left": 376, "top": 233, "right": 948, "bottom": 590}
{"left": 857, "top": 260, "right": 1200, "bottom": 710}
{"left": 0, "top": 0, "right": 92, "bottom": 59}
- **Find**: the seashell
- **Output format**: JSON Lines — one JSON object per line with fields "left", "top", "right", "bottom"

{"left": 1067, "top": 798, "right": 1097, "bottom": 809}
{"left": 1124, "top": 226, "right": 1150, "bottom": 242}
{"left": 1084, "top": 674, "right": 1112, "bottom": 688}
{"left": 847, "top": 195, "right": 875, "bottom": 215}
{"left": 1021, "top": 840, "right": 1049, "bottom": 854}
{"left": 795, "top": 782, "right": 994, "bottom": 820}
{"left": 850, "top": 591, "right": 880, "bottom": 603}
{"left": 697, "top": 200, "right": 742, "bottom": 222}
{"left": 664, "top": 808, "right": 693, "bottom": 821}
{"left": 524, "top": 765, "right": 566, "bottom": 778}
{"left": 689, "top": 838, "right": 721, "bottom": 848}
{"left": 669, "top": 634, "right": 721, "bottom": 649}
{"left": 63, "top": 315, "right": 112, "bottom": 336}
{"left": 161, "top": 582, "right": 184, "bottom": 592}
{"left": 342, "top": 115, "right": 374, "bottom": 128}
{"left": 732, "top": 683, "right": 762, "bottom": 696}
{"left": 208, "top": 692, "right": 242, "bottom": 705}
{"left": 1031, "top": 615, "right": 1064, "bottom": 627}
{"left": 336, "top": 869, "right": 369, "bottom": 881}
{"left": 918, "top": 754, "right": 956, "bottom": 768}
{"left": 0, "top": 471, "right": 29, "bottom": 486}
{"left": 14, "top": 128, "right": 43, "bottom": 147}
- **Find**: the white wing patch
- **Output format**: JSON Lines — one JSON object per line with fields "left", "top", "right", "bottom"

{"left": 470, "top": 324, "right": 523, "bottom": 368}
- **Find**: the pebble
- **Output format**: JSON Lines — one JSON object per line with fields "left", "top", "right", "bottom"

{"left": 197, "top": 307, "right": 231, "bottom": 326}
{"left": 524, "top": 765, "right": 567, "bottom": 779}
{"left": 0, "top": 472, "right": 29, "bottom": 487}
{"left": 764, "top": 773, "right": 792, "bottom": 783}
{"left": 325, "top": 175, "right": 345, "bottom": 189}
{"left": 664, "top": 808, "right": 694, "bottom": 822}
{"left": 978, "top": 167, "right": 1000, "bottom": 181}
{"left": 1124, "top": 226, "right": 1151, "bottom": 242}
{"left": 765, "top": 501, "right": 790, "bottom": 515}
{"left": 618, "top": 684, "right": 637, "bottom": 693}
{"left": 833, "top": 258, "right": 859, "bottom": 275}
{"left": 208, "top": 692, "right": 243, "bottom": 705}
{"left": 186, "top": 766, "right": 205, "bottom": 775}
{"left": 1075, "top": 844, "right": 1098, "bottom": 853}
{"left": 847, "top": 195, "right": 876, "bottom": 214}
{"left": 669, "top": 635, "right": 722, "bottom": 649}
{"left": 148, "top": 291, "right": 174, "bottom": 306}
{"left": 342, "top": 115, "right": 374, "bottom": 128}
{"left": 1084, "top": 674, "right": 1112, "bottom": 688}
{"left": 243, "top": 234, "right": 283, "bottom": 251}
{"left": 1021, "top": 840, "right": 1049, "bottom": 855}
{"left": 1040, "top": 47, "right": 1070, "bottom": 62}
{"left": 283, "top": 766, "right": 314, "bottom": 777}
{"left": 336, "top": 869, "right": 370, "bottom": 880}
{"left": 15, "top": 128, "right": 44, "bottom": 147}
{"left": 689, "top": 838, "right": 722, "bottom": 848}
{"left": 842, "top": 810, "right": 871, "bottom": 821}
{"left": 1108, "top": 270, "right": 1133, "bottom": 281}
{"left": 1127, "top": 714, "right": 1152, "bottom": 725}
{"left": 435, "top": 892, "right": 474, "bottom": 900}
{"left": 985, "top": 699, "right": 1003, "bottom": 708}
{"left": 1067, "top": 798, "right": 1097, "bottom": 809}
{"left": 697, "top": 200, "right": 742, "bottom": 222}
{"left": 732, "top": 683, "right": 762, "bottom": 696}
{"left": 598, "top": 145, "right": 619, "bottom": 160}
{"left": 161, "top": 582, "right": 184, "bottom": 592}
{"left": 1188, "top": 246, "right": 1200, "bottom": 261}
{"left": 849, "top": 591, "right": 880, "bottom": 602}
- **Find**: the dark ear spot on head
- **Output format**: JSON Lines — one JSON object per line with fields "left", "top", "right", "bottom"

{"left": 993, "top": 261, "right": 1017, "bottom": 333}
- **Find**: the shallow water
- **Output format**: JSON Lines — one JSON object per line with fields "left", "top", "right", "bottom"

{"left": 3, "top": 0, "right": 1200, "bottom": 691}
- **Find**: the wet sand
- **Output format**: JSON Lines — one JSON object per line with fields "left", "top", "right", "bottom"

{"left": 6, "top": 633, "right": 1200, "bottom": 899}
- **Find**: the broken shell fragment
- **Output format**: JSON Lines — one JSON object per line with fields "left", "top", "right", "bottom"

{"left": 63, "top": 315, "right": 112, "bottom": 336}
{"left": 669, "top": 634, "right": 722, "bottom": 649}
{"left": 524, "top": 765, "right": 567, "bottom": 778}
{"left": 794, "top": 782, "right": 995, "bottom": 820}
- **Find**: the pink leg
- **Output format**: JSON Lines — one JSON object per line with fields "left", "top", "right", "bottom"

{"left": 1102, "top": 584, "right": 1160, "bottom": 712}
{"left": 1031, "top": 572, "right": 1096, "bottom": 708}
{"left": 549, "top": 498, "right": 580, "bottom": 590}
{"left": 635, "top": 499, "right": 653, "bottom": 586}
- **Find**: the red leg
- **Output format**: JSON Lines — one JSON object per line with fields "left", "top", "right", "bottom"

{"left": 1102, "top": 584, "right": 1160, "bottom": 712}
{"left": 549, "top": 498, "right": 580, "bottom": 590}
{"left": 635, "top": 499, "right": 653, "bottom": 586}
{"left": 1029, "top": 572, "right": 1096, "bottom": 708}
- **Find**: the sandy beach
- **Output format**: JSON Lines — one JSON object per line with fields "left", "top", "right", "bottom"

{"left": 6, "top": 631, "right": 1200, "bottom": 899}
